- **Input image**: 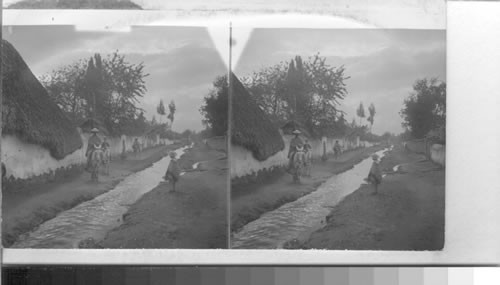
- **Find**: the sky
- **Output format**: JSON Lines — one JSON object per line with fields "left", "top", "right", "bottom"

{"left": 2, "top": 25, "right": 226, "bottom": 132}
{"left": 234, "top": 29, "right": 446, "bottom": 135}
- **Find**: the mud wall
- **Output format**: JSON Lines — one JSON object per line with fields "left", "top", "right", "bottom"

{"left": 430, "top": 144, "right": 445, "bottom": 167}
{"left": 2, "top": 129, "right": 172, "bottom": 180}
{"left": 230, "top": 132, "right": 370, "bottom": 179}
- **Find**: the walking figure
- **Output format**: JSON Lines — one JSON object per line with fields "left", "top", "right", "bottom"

{"left": 333, "top": 140, "right": 342, "bottom": 160}
{"left": 303, "top": 139, "right": 312, "bottom": 177}
{"left": 132, "top": 138, "right": 140, "bottom": 158}
{"left": 164, "top": 152, "right": 181, "bottom": 192}
{"left": 101, "top": 137, "right": 111, "bottom": 175}
{"left": 366, "top": 154, "right": 383, "bottom": 194}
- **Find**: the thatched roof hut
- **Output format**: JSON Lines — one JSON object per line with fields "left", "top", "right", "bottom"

{"left": 231, "top": 73, "right": 284, "bottom": 161}
{"left": 1, "top": 39, "right": 83, "bottom": 159}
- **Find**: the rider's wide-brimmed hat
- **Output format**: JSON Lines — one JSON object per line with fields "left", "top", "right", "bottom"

{"left": 91, "top": 128, "right": 99, "bottom": 133}
{"left": 296, "top": 145, "right": 304, "bottom": 151}
{"left": 292, "top": 130, "right": 301, "bottom": 135}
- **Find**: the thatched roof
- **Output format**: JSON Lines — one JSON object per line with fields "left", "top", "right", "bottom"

{"left": 2, "top": 39, "right": 83, "bottom": 159}
{"left": 231, "top": 73, "right": 284, "bottom": 161}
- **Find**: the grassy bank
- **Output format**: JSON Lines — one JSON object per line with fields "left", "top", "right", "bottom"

{"left": 99, "top": 144, "right": 228, "bottom": 249}
{"left": 301, "top": 146, "right": 445, "bottom": 250}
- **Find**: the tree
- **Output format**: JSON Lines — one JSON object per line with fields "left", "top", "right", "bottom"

{"left": 39, "top": 59, "right": 88, "bottom": 124}
{"left": 200, "top": 75, "right": 228, "bottom": 136}
{"left": 356, "top": 102, "right": 365, "bottom": 126}
{"left": 167, "top": 100, "right": 176, "bottom": 126}
{"left": 367, "top": 103, "right": 376, "bottom": 131}
{"left": 41, "top": 51, "right": 149, "bottom": 135}
{"left": 151, "top": 115, "right": 158, "bottom": 126}
{"left": 400, "top": 78, "right": 446, "bottom": 139}
{"left": 156, "top": 100, "right": 166, "bottom": 124}
{"left": 181, "top": 129, "right": 193, "bottom": 138}
{"left": 244, "top": 54, "right": 349, "bottom": 137}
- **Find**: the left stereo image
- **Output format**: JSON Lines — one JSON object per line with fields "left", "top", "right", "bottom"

{"left": 1, "top": 25, "right": 229, "bottom": 249}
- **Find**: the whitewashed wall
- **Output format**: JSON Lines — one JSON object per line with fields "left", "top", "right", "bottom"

{"left": 230, "top": 132, "right": 368, "bottom": 179}
{"left": 2, "top": 135, "right": 86, "bottom": 180}
{"left": 430, "top": 144, "right": 445, "bottom": 167}
{"left": 2, "top": 128, "right": 172, "bottom": 180}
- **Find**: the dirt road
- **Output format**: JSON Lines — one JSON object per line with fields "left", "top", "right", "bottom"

{"left": 2, "top": 144, "right": 182, "bottom": 247}
{"left": 100, "top": 144, "right": 228, "bottom": 248}
{"left": 302, "top": 146, "right": 445, "bottom": 250}
{"left": 231, "top": 146, "right": 384, "bottom": 234}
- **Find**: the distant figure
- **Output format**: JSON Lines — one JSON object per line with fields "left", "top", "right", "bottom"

{"left": 303, "top": 139, "right": 313, "bottom": 176}
{"left": 287, "top": 130, "right": 304, "bottom": 172}
{"left": 164, "top": 152, "right": 181, "bottom": 192}
{"left": 101, "top": 137, "right": 110, "bottom": 150}
{"left": 132, "top": 138, "right": 140, "bottom": 156}
{"left": 291, "top": 145, "right": 307, "bottom": 184}
{"left": 86, "top": 128, "right": 102, "bottom": 171}
{"left": 366, "top": 154, "right": 383, "bottom": 194}
{"left": 120, "top": 140, "right": 127, "bottom": 160}
{"left": 2, "top": 162, "right": 6, "bottom": 179}
{"left": 101, "top": 137, "right": 111, "bottom": 175}
{"left": 333, "top": 140, "right": 342, "bottom": 159}
{"left": 303, "top": 139, "right": 312, "bottom": 153}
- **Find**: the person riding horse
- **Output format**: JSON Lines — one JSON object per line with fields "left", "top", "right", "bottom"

{"left": 288, "top": 130, "right": 304, "bottom": 172}
{"left": 86, "top": 128, "right": 102, "bottom": 171}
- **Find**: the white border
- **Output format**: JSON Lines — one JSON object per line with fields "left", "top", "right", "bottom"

{"left": 2, "top": 1, "right": 500, "bottom": 265}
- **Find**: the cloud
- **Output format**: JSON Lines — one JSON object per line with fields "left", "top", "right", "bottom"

{"left": 3, "top": 25, "right": 226, "bottom": 132}
{"left": 235, "top": 28, "right": 445, "bottom": 135}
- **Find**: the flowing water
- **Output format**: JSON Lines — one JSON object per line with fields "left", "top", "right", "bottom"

{"left": 12, "top": 146, "right": 191, "bottom": 248}
{"left": 231, "top": 148, "right": 389, "bottom": 249}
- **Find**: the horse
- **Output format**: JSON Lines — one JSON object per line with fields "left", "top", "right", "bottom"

{"left": 89, "top": 145, "right": 104, "bottom": 182}
{"left": 290, "top": 146, "right": 307, "bottom": 184}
